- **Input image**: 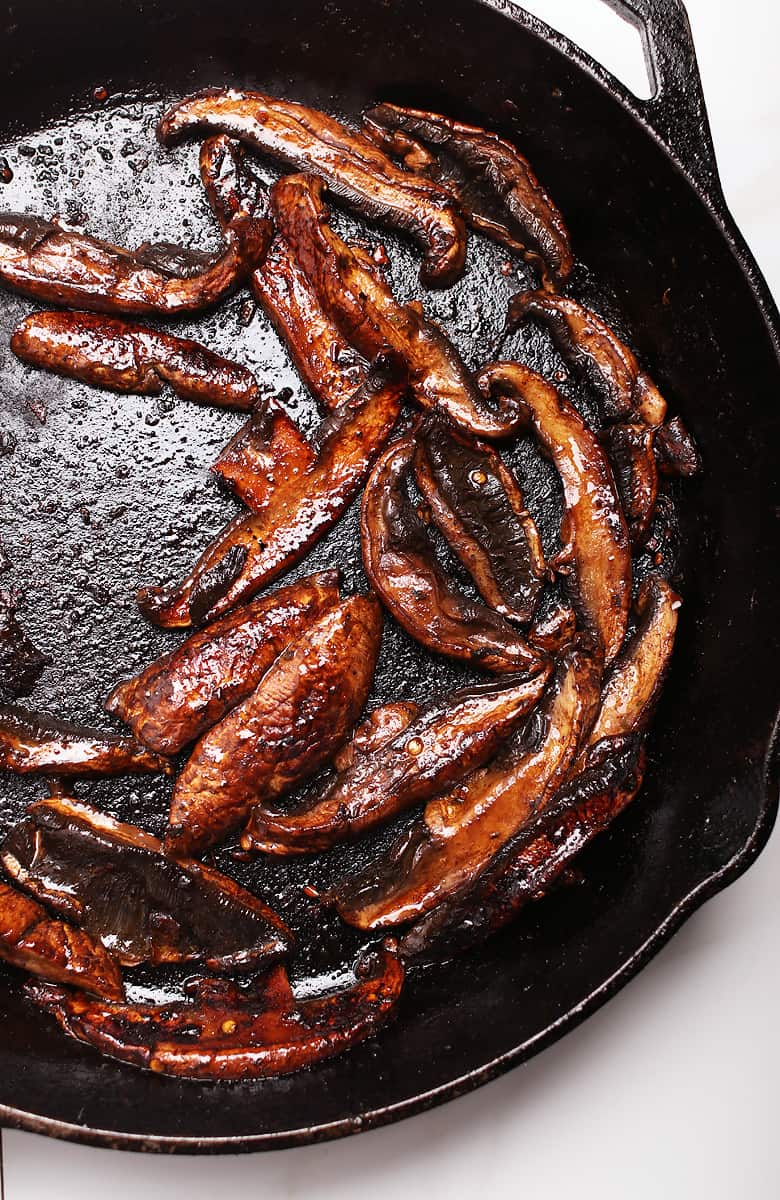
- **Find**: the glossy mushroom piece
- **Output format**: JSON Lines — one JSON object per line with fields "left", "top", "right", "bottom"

{"left": 361, "top": 437, "right": 548, "bottom": 675}
{"left": 158, "top": 89, "right": 466, "bottom": 287}
{"left": 210, "top": 397, "right": 316, "bottom": 514}
{"left": 12, "top": 311, "right": 262, "bottom": 410}
{"left": 414, "top": 423, "right": 546, "bottom": 622}
{"left": 505, "top": 290, "right": 668, "bottom": 424}
{"left": 200, "top": 135, "right": 364, "bottom": 413}
{"left": 243, "top": 670, "right": 551, "bottom": 854}
{"left": 272, "top": 172, "right": 524, "bottom": 440}
{"left": 0, "top": 209, "right": 270, "bottom": 315}
{"left": 401, "top": 741, "right": 646, "bottom": 959}
{"left": 138, "top": 352, "right": 406, "bottom": 629}
{"left": 0, "top": 876, "right": 123, "bottom": 1000}
{"left": 363, "top": 102, "right": 574, "bottom": 288}
{"left": 333, "top": 644, "right": 602, "bottom": 930}
{"left": 400, "top": 577, "right": 680, "bottom": 955}
{"left": 107, "top": 573, "right": 339, "bottom": 755}
{"left": 2, "top": 796, "right": 291, "bottom": 971}
{"left": 28, "top": 942, "right": 404, "bottom": 1080}
{"left": 167, "top": 595, "right": 383, "bottom": 855}
{"left": 477, "top": 362, "right": 632, "bottom": 665}
{"left": 0, "top": 706, "right": 170, "bottom": 778}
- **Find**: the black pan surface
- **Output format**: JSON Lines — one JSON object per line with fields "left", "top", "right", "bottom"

{"left": 0, "top": 0, "right": 778, "bottom": 1152}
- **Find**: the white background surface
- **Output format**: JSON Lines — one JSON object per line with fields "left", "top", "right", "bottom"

{"left": 2, "top": 1, "right": 779, "bottom": 1195}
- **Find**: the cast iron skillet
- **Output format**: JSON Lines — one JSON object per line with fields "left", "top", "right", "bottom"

{"left": 0, "top": 0, "right": 778, "bottom": 1154}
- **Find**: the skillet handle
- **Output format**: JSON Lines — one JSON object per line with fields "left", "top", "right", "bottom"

{"left": 604, "top": 0, "right": 723, "bottom": 198}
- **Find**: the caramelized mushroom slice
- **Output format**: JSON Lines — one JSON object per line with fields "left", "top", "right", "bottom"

{"left": 602, "top": 423, "right": 659, "bottom": 547}
{"left": 477, "top": 362, "right": 631, "bottom": 664}
{"left": 210, "top": 398, "right": 316, "bottom": 513}
{"left": 167, "top": 596, "right": 382, "bottom": 856}
{"left": 529, "top": 596, "right": 578, "bottom": 655}
{"left": 394, "top": 583, "right": 677, "bottom": 953}
{"left": 505, "top": 291, "right": 668, "bottom": 425}
{"left": 506, "top": 291, "right": 700, "bottom": 478}
{"left": 0, "top": 877, "right": 123, "bottom": 1000}
{"left": 428, "top": 580, "right": 678, "bottom": 955}
{"left": 334, "top": 645, "right": 601, "bottom": 930}
{"left": 0, "top": 209, "right": 270, "bottom": 315}
{"left": 0, "top": 706, "right": 171, "bottom": 778}
{"left": 272, "top": 173, "right": 524, "bottom": 440}
{"left": 243, "top": 670, "right": 550, "bottom": 854}
{"left": 361, "top": 438, "right": 547, "bottom": 675}
{"left": 654, "top": 415, "right": 701, "bottom": 478}
{"left": 586, "top": 576, "right": 680, "bottom": 752}
{"left": 364, "top": 103, "right": 573, "bottom": 288}
{"left": 400, "top": 741, "right": 646, "bottom": 959}
{"left": 0, "top": 590, "right": 49, "bottom": 703}
{"left": 158, "top": 89, "right": 466, "bottom": 287}
{"left": 11, "top": 311, "right": 261, "bottom": 410}
{"left": 2, "top": 796, "right": 291, "bottom": 971}
{"left": 106, "top": 573, "right": 340, "bottom": 755}
{"left": 200, "top": 135, "right": 363, "bottom": 412}
{"left": 28, "top": 942, "right": 403, "bottom": 1080}
{"left": 426, "top": 580, "right": 678, "bottom": 955}
{"left": 414, "top": 423, "right": 546, "bottom": 622}
{"left": 137, "top": 352, "right": 406, "bottom": 629}
{"left": 332, "top": 701, "right": 421, "bottom": 773}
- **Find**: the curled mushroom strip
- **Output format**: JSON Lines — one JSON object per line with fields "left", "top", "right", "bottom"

{"left": 272, "top": 172, "right": 524, "bottom": 440}
{"left": 0, "top": 705, "right": 170, "bottom": 778}
{"left": 478, "top": 362, "right": 632, "bottom": 664}
{"left": 137, "top": 352, "right": 406, "bottom": 629}
{"left": 361, "top": 437, "right": 548, "bottom": 676}
{"left": 11, "top": 311, "right": 262, "bottom": 410}
{"left": 28, "top": 943, "right": 404, "bottom": 1081}
{"left": 159, "top": 89, "right": 466, "bottom": 287}
{"left": 504, "top": 290, "right": 667, "bottom": 425}
{"left": 0, "top": 209, "right": 270, "bottom": 315}
{"left": 585, "top": 575, "right": 681, "bottom": 754}
{"left": 415, "top": 423, "right": 546, "bottom": 622}
{"left": 364, "top": 102, "right": 573, "bottom": 288}
{"left": 602, "top": 423, "right": 659, "bottom": 547}
{"left": 243, "top": 670, "right": 550, "bottom": 854}
{"left": 333, "top": 645, "right": 601, "bottom": 931}
{"left": 200, "top": 135, "right": 364, "bottom": 412}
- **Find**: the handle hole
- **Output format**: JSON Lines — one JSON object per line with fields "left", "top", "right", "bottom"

{"left": 519, "top": 0, "right": 655, "bottom": 99}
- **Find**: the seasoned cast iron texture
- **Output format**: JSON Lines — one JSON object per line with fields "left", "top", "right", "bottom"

{"left": 0, "top": 0, "right": 778, "bottom": 1153}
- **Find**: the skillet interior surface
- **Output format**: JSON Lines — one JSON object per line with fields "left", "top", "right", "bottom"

{"left": 0, "top": 0, "right": 778, "bottom": 1152}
